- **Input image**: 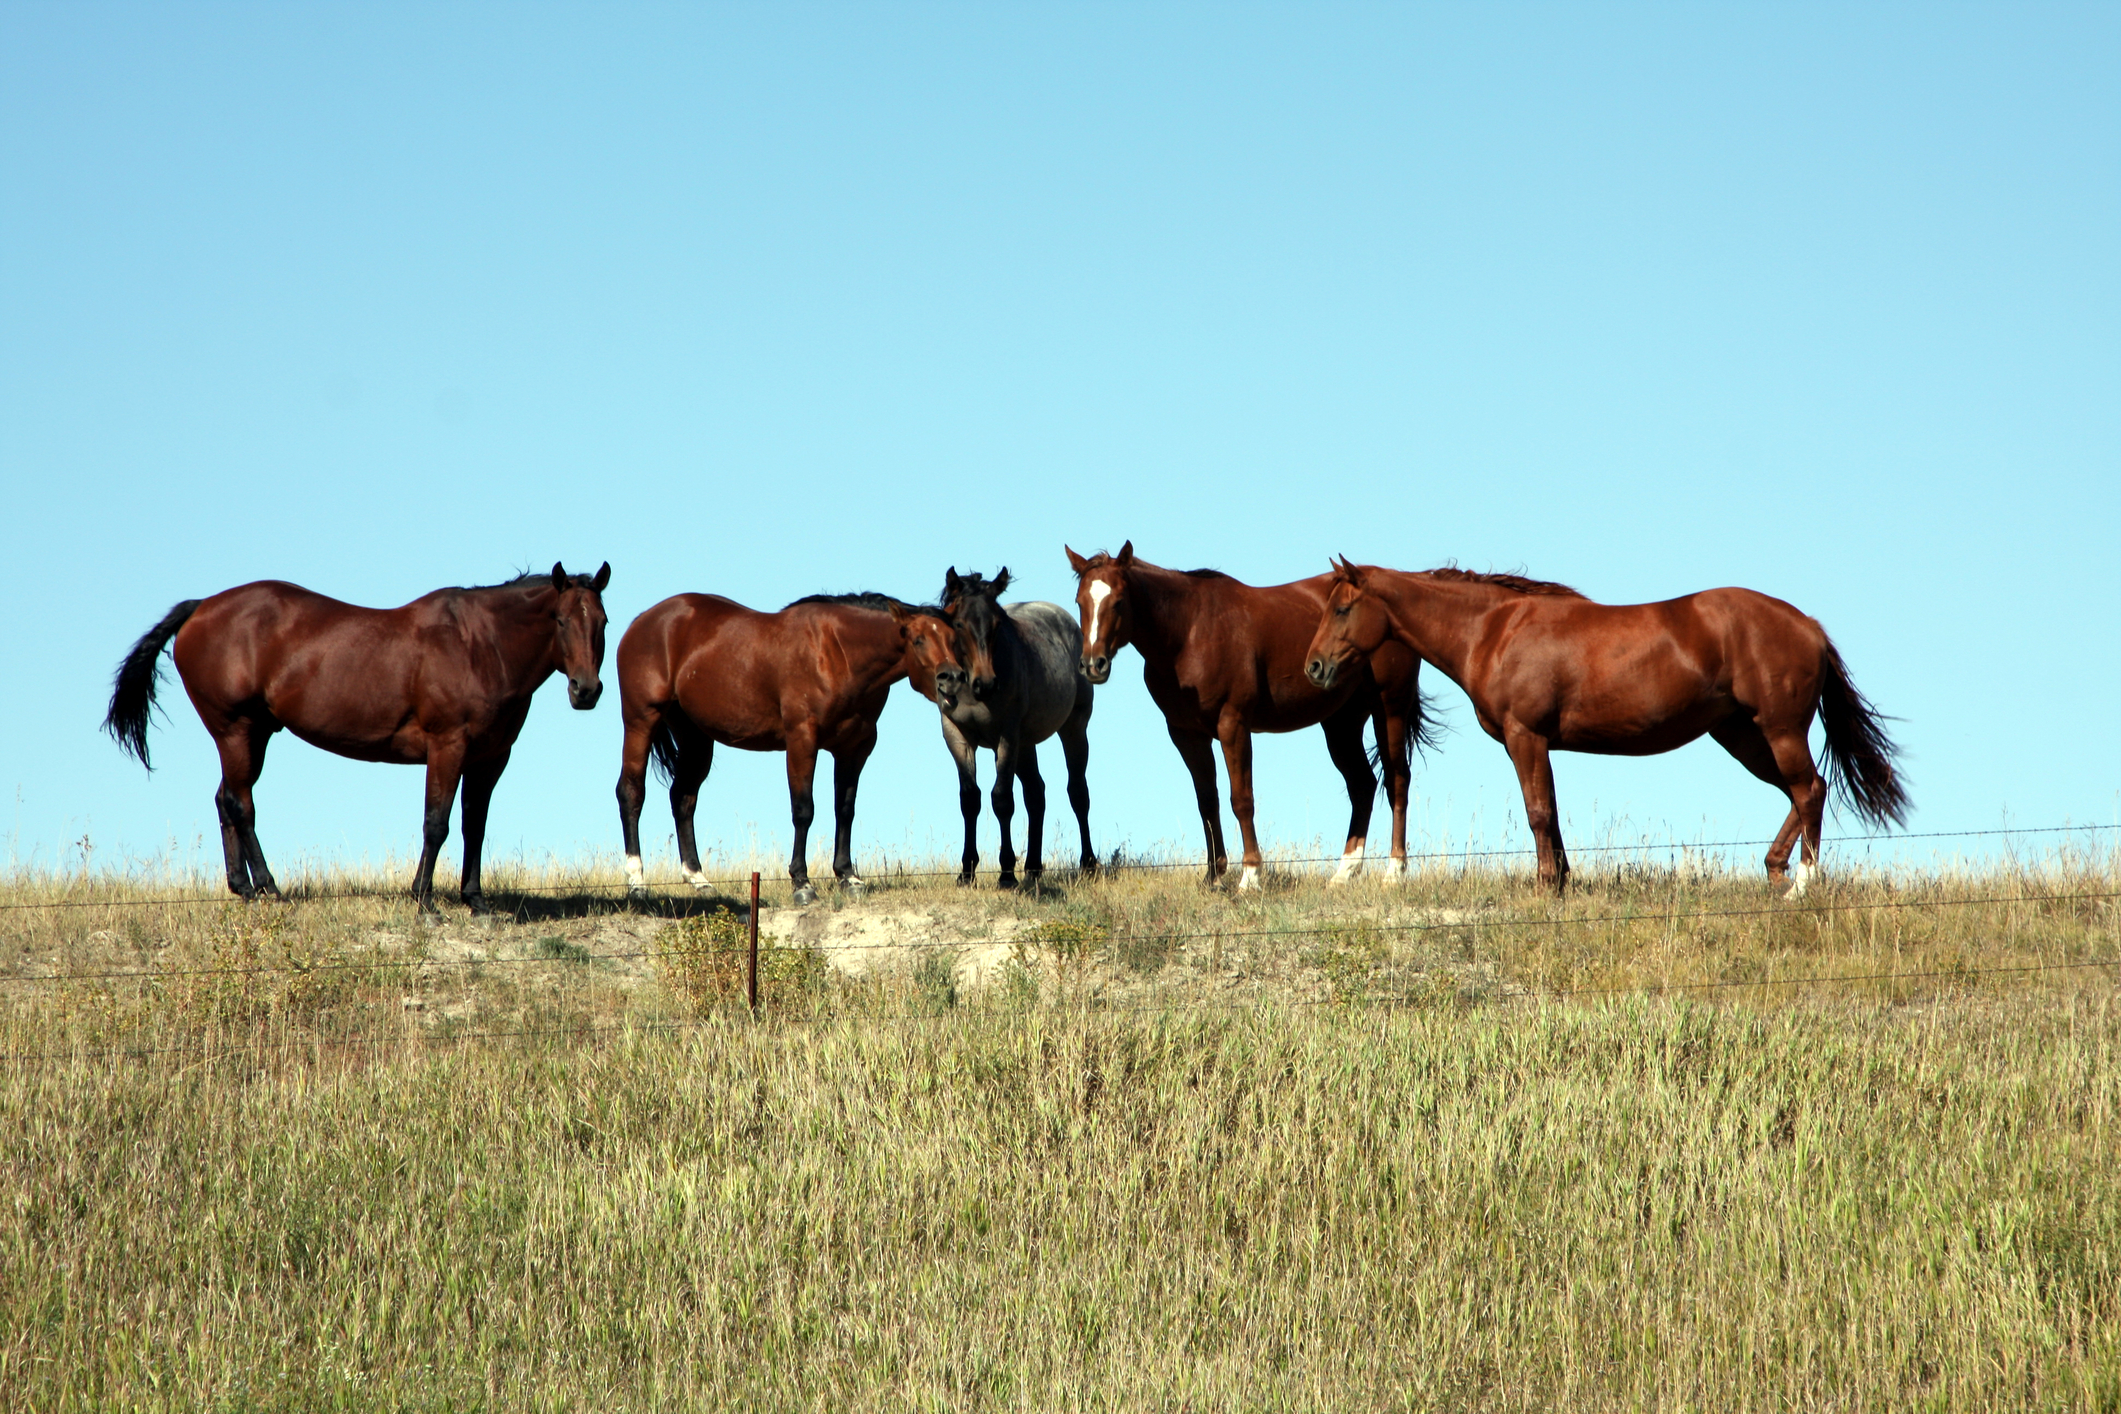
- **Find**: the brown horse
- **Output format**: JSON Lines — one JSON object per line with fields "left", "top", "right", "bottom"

{"left": 1303, "top": 560, "right": 1909, "bottom": 893}
{"left": 614, "top": 592, "right": 965, "bottom": 904}
{"left": 1065, "top": 542, "right": 1430, "bottom": 889}
{"left": 104, "top": 563, "right": 611, "bottom": 912}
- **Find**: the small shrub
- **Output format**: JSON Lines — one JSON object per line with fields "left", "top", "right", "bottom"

{"left": 533, "top": 936, "right": 590, "bottom": 963}
{"left": 656, "top": 910, "right": 822, "bottom": 1013}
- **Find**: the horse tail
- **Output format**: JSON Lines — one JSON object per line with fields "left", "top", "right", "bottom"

{"left": 104, "top": 599, "right": 203, "bottom": 770}
{"left": 647, "top": 714, "right": 684, "bottom": 787}
{"left": 1816, "top": 639, "right": 1909, "bottom": 831}
{"left": 1366, "top": 678, "right": 1446, "bottom": 779}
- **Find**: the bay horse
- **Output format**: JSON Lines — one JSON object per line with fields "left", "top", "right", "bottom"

{"left": 1302, "top": 559, "right": 1909, "bottom": 894}
{"left": 614, "top": 591, "right": 964, "bottom": 905}
{"left": 104, "top": 563, "right": 611, "bottom": 913}
{"left": 1064, "top": 542, "right": 1431, "bottom": 890}
{"left": 934, "top": 568, "right": 1096, "bottom": 889}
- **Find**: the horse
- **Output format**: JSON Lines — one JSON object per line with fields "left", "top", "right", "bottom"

{"left": 614, "top": 591, "right": 965, "bottom": 905}
{"left": 104, "top": 563, "right": 612, "bottom": 913}
{"left": 1064, "top": 542, "right": 1431, "bottom": 890}
{"left": 1302, "top": 559, "right": 1909, "bottom": 894}
{"left": 933, "top": 568, "right": 1096, "bottom": 889}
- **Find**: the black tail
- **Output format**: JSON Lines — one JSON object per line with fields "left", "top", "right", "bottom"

{"left": 1367, "top": 682, "right": 1447, "bottom": 779}
{"left": 104, "top": 599, "right": 202, "bottom": 770}
{"left": 1816, "top": 640, "right": 1910, "bottom": 831}
{"left": 647, "top": 715, "right": 684, "bottom": 786}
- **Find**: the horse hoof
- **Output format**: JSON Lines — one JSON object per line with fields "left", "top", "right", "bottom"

{"left": 463, "top": 894, "right": 491, "bottom": 916}
{"left": 791, "top": 884, "right": 819, "bottom": 906}
{"left": 840, "top": 877, "right": 868, "bottom": 898}
{"left": 997, "top": 873, "right": 1018, "bottom": 891}
{"left": 956, "top": 872, "right": 976, "bottom": 888}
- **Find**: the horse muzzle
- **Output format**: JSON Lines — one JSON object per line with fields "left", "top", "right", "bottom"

{"left": 1305, "top": 657, "right": 1339, "bottom": 691}
{"left": 934, "top": 667, "right": 969, "bottom": 709}
{"left": 568, "top": 678, "right": 603, "bottom": 710}
{"left": 1080, "top": 654, "right": 1111, "bottom": 685}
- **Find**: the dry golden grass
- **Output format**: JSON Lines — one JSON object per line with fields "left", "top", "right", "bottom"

{"left": 3, "top": 846, "right": 2119, "bottom": 1409}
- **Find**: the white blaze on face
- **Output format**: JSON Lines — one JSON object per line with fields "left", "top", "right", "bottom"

{"left": 1329, "top": 842, "right": 1365, "bottom": 886}
{"left": 625, "top": 854, "right": 646, "bottom": 892}
{"left": 1084, "top": 580, "right": 1113, "bottom": 648}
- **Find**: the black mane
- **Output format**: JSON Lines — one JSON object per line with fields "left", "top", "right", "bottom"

{"left": 790, "top": 591, "right": 949, "bottom": 617}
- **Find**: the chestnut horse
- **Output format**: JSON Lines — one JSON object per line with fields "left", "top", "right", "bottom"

{"left": 615, "top": 592, "right": 964, "bottom": 904}
{"left": 104, "top": 563, "right": 611, "bottom": 913}
{"left": 1303, "top": 560, "right": 1909, "bottom": 893}
{"left": 1065, "top": 542, "right": 1430, "bottom": 889}
{"left": 935, "top": 568, "right": 1096, "bottom": 888}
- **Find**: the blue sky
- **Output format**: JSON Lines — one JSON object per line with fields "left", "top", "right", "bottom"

{"left": 4, "top": 4, "right": 2116, "bottom": 882}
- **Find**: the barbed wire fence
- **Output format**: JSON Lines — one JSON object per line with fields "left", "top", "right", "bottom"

{"left": 2, "top": 821, "right": 2116, "bottom": 1065}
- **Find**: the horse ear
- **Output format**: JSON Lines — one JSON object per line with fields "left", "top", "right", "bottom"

{"left": 1065, "top": 545, "right": 1089, "bottom": 575}
{"left": 1116, "top": 541, "right": 1134, "bottom": 567}
{"left": 550, "top": 561, "right": 570, "bottom": 590}
{"left": 944, "top": 567, "right": 962, "bottom": 596}
{"left": 592, "top": 562, "right": 610, "bottom": 592}
{"left": 993, "top": 568, "right": 1010, "bottom": 595}
{"left": 885, "top": 600, "right": 914, "bottom": 625}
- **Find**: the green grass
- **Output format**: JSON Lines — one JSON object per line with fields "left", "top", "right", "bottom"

{"left": 3, "top": 853, "right": 2119, "bottom": 1409}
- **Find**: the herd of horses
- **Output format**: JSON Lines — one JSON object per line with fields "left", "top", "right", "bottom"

{"left": 104, "top": 547, "right": 1909, "bottom": 913}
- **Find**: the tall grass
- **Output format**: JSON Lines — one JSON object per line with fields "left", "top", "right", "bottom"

{"left": 3, "top": 853, "right": 2119, "bottom": 1409}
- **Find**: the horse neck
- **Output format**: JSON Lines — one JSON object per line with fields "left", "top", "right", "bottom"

{"left": 1121, "top": 562, "right": 1206, "bottom": 666}
{"left": 833, "top": 610, "right": 915, "bottom": 692}
{"left": 476, "top": 584, "right": 567, "bottom": 691}
{"left": 1366, "top": 573, "right": 1503, "bottom": 687}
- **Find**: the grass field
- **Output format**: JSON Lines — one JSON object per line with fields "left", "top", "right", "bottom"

{"left": 4, "top": 845, "right": 2119, "bottom": 1410}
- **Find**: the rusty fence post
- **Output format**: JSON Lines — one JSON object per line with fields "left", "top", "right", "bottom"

{"left": 747, "top": 871, "right": 761, "bottom": 1016}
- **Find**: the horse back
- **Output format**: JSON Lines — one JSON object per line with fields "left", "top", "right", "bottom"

{"left": 1149, "top": 571, "right": 1365, "bottom": 732}
{"left": 1001, "top": 601, "right": 1093, "bottom": 740}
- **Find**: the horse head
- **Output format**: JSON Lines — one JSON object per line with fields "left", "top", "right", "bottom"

{"left": 1304, "top": 556, "right": 1379, "bottom": 692}
{"left": 888, "top": 602, "right": 969, "bottom": 709}
{"left": 1063, "top": 540, "right": 1133, "bottom": 684}
{"left": 940, "top": 566, "right": 1010, "bottom": 702}
{"left": 550, "top": 560, "right": 611, "bottom": 709}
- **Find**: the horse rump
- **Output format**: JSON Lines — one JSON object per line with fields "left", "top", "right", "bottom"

{"left": 104, "top": 599, "right": 203, "bottom": 770}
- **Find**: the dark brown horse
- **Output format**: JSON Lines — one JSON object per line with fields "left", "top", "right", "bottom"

{"left": 1303, "top": 560, "right": 1909, "bottom": 893}
{"left": 615, "top": 592, "right": 965, "bottom": 904}
{"left": 104, "top": 563, "right": 611, "bottom": 912}
{"left": 1065, "top": 542, "right": 1430, "bottom": 890}
{"left": 935, "top": 568, "right": 1097, "bottom": 889}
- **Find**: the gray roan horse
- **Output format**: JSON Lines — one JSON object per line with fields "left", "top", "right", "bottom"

{"left": 935, "top": 568, "right": 1096, "bottom": 888}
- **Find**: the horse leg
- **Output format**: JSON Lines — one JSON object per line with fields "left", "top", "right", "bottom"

{"left": 211, "top": 722, "right": 279, "bottom": 900}
{"left": 1167, "top": 725, "right": 1226, "bottom": 884}
{"left": 1016, "top": 739, "right": 1048, "bottom": 888}
{"left": 457, "top": 749, "right": 509, "bottom": 915}
{"left": 667, "top": 721, "right": 716, "bottom": 890}
{"left": 1322, "top": 703, "right": 1376, "bottom": 887}
{"left": 1377, "top": 704, "right": 1413, "bottom": 881}
{"left": 1215, "top": 714, "right": 1263, "bottom": 891}
{"left": 991, "top": 730, "right": 1021, "bottom": 890}
{"left": 616, "top": 710, "right": 655, "bottom": 896}
{"left": 944, "top": 717, "right": 982, "bottom": 885}
{"left": 830, "top": 722, "right": 877, "bottom": 894}
{"left": 413, "top": 741, "right": 468, "bottom": 915}
{"left": 1709, "top": 717, "right": 1824, "bottom": 892}
{"left": 785, "top": 729, "right": 821, "bottom": 906}
{"left": 1059, "top": 714, "right": 1095, "bottom": 874}
{"left": 1503, "top": 723, "right": 1568, "bottom": 893}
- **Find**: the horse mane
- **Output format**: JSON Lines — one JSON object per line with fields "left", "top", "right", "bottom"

{"left": 469, "top": 569, "right": 595, "bottom": 592}
{"left": 1070, "top": 551, "right": 1228, "bottom": 582}
{"left": 790, "top": 591, "right": 949, "bottom": 618}
{"left": 1420, "top": 566, "right": 1584, "bottom": 599}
